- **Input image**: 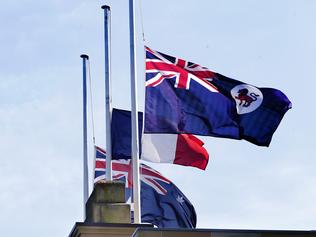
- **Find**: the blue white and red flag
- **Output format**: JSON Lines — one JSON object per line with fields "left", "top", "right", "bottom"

{"left": 145, "top": 46, "right": 292, "bottom": 146}
{"left": 94, "top": 146, "right": 197, "bottom": 228}
{"left": 111, "top": 108, "right": 209, "bottom": 170}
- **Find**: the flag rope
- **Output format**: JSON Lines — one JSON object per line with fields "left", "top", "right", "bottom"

{"left": 139, "top": 0, "right": 146, "bottom": 43}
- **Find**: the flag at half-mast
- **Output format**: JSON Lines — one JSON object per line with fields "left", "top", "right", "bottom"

{"left": 144, "top": 46, "right": 291, "bottom": 146}
{"left": 94, "top": 146, "right": 197, "bottom": 228}
{"left": 111, "top": 108, "right": 209, "bottom": 170}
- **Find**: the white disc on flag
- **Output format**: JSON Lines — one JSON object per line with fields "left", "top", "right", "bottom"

{"left": 230, "top": 84, "right": 263, "bottom": 114}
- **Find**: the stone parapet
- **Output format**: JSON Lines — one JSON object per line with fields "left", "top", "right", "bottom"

{"left": 85, "top": 181, "right": 131, "bottom": 224}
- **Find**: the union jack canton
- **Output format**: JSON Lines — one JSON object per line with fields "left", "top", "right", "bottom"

{"left": 94, "top": 146, "right": 170, "bottom": 195}
{"left": 145, "top": 46, "right": 217, "bottom": 92}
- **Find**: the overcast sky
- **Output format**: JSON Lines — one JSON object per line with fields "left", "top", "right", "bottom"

{"left": 1, "top": 0, "right": 316, "bottom": 236}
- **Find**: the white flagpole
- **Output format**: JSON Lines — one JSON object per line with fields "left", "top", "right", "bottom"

{"left": 80, "top": 54, "right": 89, "bottom": 218}
{"left": 129, "top": 0, "right": 141, "bottom": 223}
{"left": 102, "top": 5, "right": 113, "bottom": 181}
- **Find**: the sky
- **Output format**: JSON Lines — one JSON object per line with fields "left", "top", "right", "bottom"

{"left": 1, "top": 0, "right": 316, "bottom": 236}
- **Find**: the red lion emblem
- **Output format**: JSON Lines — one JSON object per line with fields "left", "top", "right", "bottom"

{"left": 235, "top": 88, "right": 259, "bottom": 107}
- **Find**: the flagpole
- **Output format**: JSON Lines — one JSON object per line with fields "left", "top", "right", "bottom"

{"left": 129, "top": 0, "right": 141, "bottom": 224}
{"left": 101, "top": 5, "right": 112, "bottom": 181}
{"left": 80, "top": 54, "right": 89, "bottom": 218}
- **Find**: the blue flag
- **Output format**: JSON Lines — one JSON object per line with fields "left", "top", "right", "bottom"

{"left": 210, "top": 74, "right": 291, "bottom": 146}
{"left": 134, "top": 163, "right": 197, "bottom": 228}
{"left": 111, "top": 108, "right": 143, "bottom": 159}
{"left": 94, "top": 147, "right": 197, "bottom": 228}
{"left": 144, "top": 47, "right": 291, "bottom": 146}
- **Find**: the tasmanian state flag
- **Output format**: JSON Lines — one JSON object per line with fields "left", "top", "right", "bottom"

{"left": 94, "top": 146, "right": 197, "bottom": 228}
{"left": 111, "top": 108, "right": 209, "bottom": 170}
{"left": 145, "top": 46, "right": 291, "bottom": 146}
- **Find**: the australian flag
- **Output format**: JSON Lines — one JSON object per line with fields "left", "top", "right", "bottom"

{"left": 94, "top": 146, "right": 197, "bottom": 228}
{"left": 145, "top": 46, "right": 292, "bottom": 146}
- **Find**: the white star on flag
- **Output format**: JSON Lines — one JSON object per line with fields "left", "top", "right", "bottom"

{"left": 176, "top": 195, "right": 184, "bottom": 204}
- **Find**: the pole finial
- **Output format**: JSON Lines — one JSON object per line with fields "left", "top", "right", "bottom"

{"left": 80, "top": 54, "right": 89, "bottom": 59}
{"left": 101, "top": 5, "right": 110, "bottom": 10}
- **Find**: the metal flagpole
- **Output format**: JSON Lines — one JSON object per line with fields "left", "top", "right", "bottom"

{"left": 101, "top": 5, "right": 112, "bottom": 181}
{"left": 80, "top": 54, "right": 89, "bottom": 218}
{"left": 129, "top": 0, "right": 141, "bottom": 223}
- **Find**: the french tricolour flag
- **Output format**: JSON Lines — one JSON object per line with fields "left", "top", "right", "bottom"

{"left": 111, "top": 108, "right": 209, "bottom": 170}
{"left": 142, "top": 133, "right": 208, "bottom": 170}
